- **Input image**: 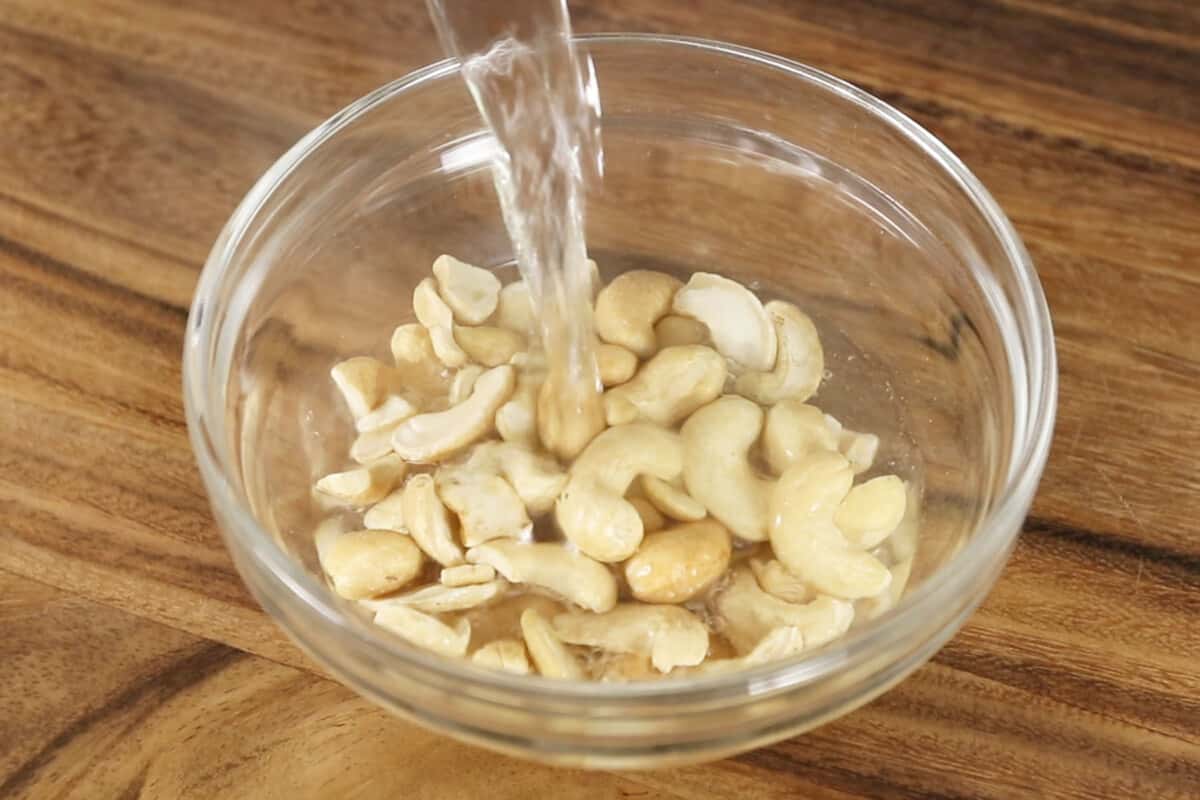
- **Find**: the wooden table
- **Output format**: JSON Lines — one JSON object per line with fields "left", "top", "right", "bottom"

{"left": 2, "top": 1, "right": 1197, "bottom": 797}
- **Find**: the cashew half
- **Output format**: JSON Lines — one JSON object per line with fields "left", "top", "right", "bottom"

{"left": 671, "top": 272, "right": 776, "bottom": 373}
{"left": 762, "top": 400, "right": 838, "bottom": 475}
{"left": 603, "top": 345, "right": 726, "bottom": 427}
{"left": 366, "top": 578, "right": 507, "bottom": 613}
{"left": 714, "top": 566, "right": 854, "bottom": 654}
{"left": 463, "top": 441, "right": 567, "bottom": 516}
{"left": 391, "top": 365, "right": 514, "bottom": 462}
{"left": 413, "top": 277, "right": 468, "bottom": 368}
{"left": 355, "top": 395, "right": 418, "bottom": 434}
{"left": 623, "top": 520, "right": 731, "bottom": 604}
{"left": 432, "top": 254, "right": 501, "bottom": 325}
{"left": 400, "top": 474, "right": 464, "bottom": 566}
{"left": 594, "top": 270, "right": 682, "bottom": 357}
{"left": 552, "top": 604, "right": 709, "bottom": 673}
{"left": 471, "top": 639, "right": 531, "bottom": 675}
{"left": 456, "top": 326, "right": 526, "bottom": 367}
{"left": 555, "top": 424, "right": 684, "bottom": 562}
{"left": 735, "top": 301, "right": 824, "bottom": 404}
{"left": 314, "top": 454, "right": 407, "bottom": 506}
{"left": 448, "top": 364, "right": 483, "bottom": 405}
{"left": 467, "top": 540, "right": 617, "bottom": 613}
{"left": 440, "top": 563, "right": 496, "bottom": 587}
{"left": 769, "top": 451, "right": 891, "bottom": 599}
{"left": 596, "top": 343, "right": 638, "bottom": 387}
{"left": 654, "top": 314, "right": 709, "bottom": 351}
{"left": 749, "top": 557, "right": 811, "bottom": 604}
{"left": 640, "top": 475, "right": 706, "bottom": 522}
{"left": 330, "top": 357, "right": 399, "bottom": 420}
{"left": 319, "top": 529, "right": 424, "bottom": 600}
{"left": 521, "top": 608, "right": 583, "bottom": 679}
{"left": 834, "top": 475, "right": 907, "bottom": 549}
{"left": 363, "top": 489, "right": 406, "bottom": 532}
{"left": 495, "top": 280, "right": 534, "bottom": 334}
{"left": 680, "top": 396, "right": 773, "bottom": 542}
{"left": 373, "top": 605, "right": 471, "bottom": 658}
{"left": 349, "top": 424, "right": 402, "bottom": 464}
{"left": 436, "top": 469, "right": 531, "bottom": 547}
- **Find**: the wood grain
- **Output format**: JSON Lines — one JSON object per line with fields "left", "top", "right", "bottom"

{"left": 1, "top": 0, "right": 1198, "bottom": 797}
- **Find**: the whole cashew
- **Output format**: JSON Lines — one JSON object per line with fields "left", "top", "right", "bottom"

{"left": 769, "top": 450, "right": 891, "bottom": 599}
{"left": 319, "top": 529, "right": 423, "bottom": 600}
{"left": 594, "top": 270, "right": 682, "bottom": 357}
{"left": 671, "top": 272, "right": 777, "bottom": 373}
{"left": 400, "top": 474, "right": 465, "bottom": 567}
{"left": 624, "top": 519, "right": 731, "bottom": 604}
{"left": 432, "top": 254, "right": 501, "bottom": 325}
{"left": 680, "top": 396, "right": 773, "bottom": 542}
{"left": 555, "top": 424, "right": 684, "bottom": 562}
{"left": 552, "top": 604, "right": 709, "bottom": 673}
{"left": 494, "top": 280, "right": 534, "bottom": 334}
{"left": 735, "top": 301, "right": 824, "bottom": 404}
{"left": 603, "top": 345, "right": 726, "bottom": 427}
{"left": 467, "top": 540, "right": 618, "bottom": 613}
{"left": 536, "top": 374, "right": 606, "bottom": 461}
{"left": 413, "top": 277, "right": 468, "bottom": 368}
{"left": 521, "top": 608, "right": 584, "bottom": 679}
{"left": 713, "top": 566, "right": 854, "bottom": 654}
{"left": 596, "top": 343, "right": 638, "bottom": 387}
{"left": 761, "top": 400, "right": 838, "bottom": 475}
{"left": 455, "top": 326, "right": 526, "bottom": 367}
{"left": 391, "top": 365, "right": 515, "bottom": 462}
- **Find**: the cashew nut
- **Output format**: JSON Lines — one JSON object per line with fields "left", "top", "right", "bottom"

{"left": 691, "top": 626, "right": 805, "bottom": 675}
{"left": 671, "top": 272, "right": 776, "bottom": 373}
{"left": 824, "top": 414, "right": 880, "bottom": 475}
{"left": 363, "top": 489, "right": 406, "bottom": 532}
{"left": 552, "top": 604, "right": 709, "bottom": 673}
{"left": 623, "top": 520, "right": 731, "bottom": 604}
{"left": 413, "top": 277, "right": 468, "bottom": 368}
{"left": 390, "top": 323, "right": 449, "bottom": 396}
{"left": 355, "top": 395, "right": 418, "bottom": 434}
{"left": 861, "top": 556, "right": 913, "bottom": 621}
{"left": 448, "top": 364, "right": 483, "bottom": 405}
{"left": 314, "top": 454, "right": 407, "bottom": 506}
{"left": 330, "top": 357, "right": 399, "bottom": 420}
{"left": 494, "top": 280, "right": 534, "bottom": 334}
{"left": 349, "top": 425, "right": 401, "bottom": 464}
{"left": 391, "top": 365, "right": 514, "bottom": 462}
{"left": 400, "top": 474, "right": 464, "bottom": 566}
{"left": 495, "top": 369, "right": 541, "bottom": 446}
{"left": 521, "top": 608, "right": 583, "bottom": 679}
{"left": 555, "top": 423, "right": 684, "bottom": 561}
{"left": 463, "top": 441, "right": 567, "bottom": 516}
{"left": 471, "top": 638, "right": 531, "bottom": 675}
{"left": 714, "top": 566, "right": 854, "bottom": 654}
{"left": 432, "top": 254, "right": 501, "bottom": 325}
{"left": 603, "top": 345, "right": 726, "bottom": 427}
{"left": 596, "top": 343, "right": 638, "bottom": 387}
{"left": 654, "top": 314, "right": 709, "bottom": 350}
{"left": 769, "top": 451, "right": 891, "bottom": 599}
{"left": 735, "top": 301, "right": 824, "bottom": 404}
{"left": 594, "top": 270, "right": 682, "bottom": 357}
{"left": 367, "top": 578, "right": 507, "bottom": 613}
{"left": 749, "top": 557, "right": 811, "bottom": 604}
{"left": 680, "top": 396, "right": 773, "bottom": 542}
{"left": 373, "top": 605, "right": 471, "bottom": 658}
{"left": 440, "top": 563, "right": 496, "bottom": 587}
{"left": 834, "top": 475, "right": 907, "bottom": 549}
{"left": 628, "top": 496, "right": 665, "bottom": 533}
{"left": 596, "top": 652, "right": 657, "bottom": 682}
{"left": 467, "top": 540, "right": 617, "bottom": 613}
{"left": 436, "top": 468, "right": 531, "bottom": 547}
{"left": 640, "top": 475, "right": 706, "bottom": 522}
{"left": 536, "top": 375, "right": 606, "bottom": 461}
{"left": 455, "top": 325, "right": 526, "bottom": 367}
{"left": 318, "top": 529, "right": 424, "bottom": 600}
{"left": 762, "top": 400, "right": 838, "bottom": 475}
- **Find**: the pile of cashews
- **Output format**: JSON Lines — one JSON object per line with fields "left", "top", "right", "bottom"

{"left": 312, "top": 254, "right": 915, "bottom": 680}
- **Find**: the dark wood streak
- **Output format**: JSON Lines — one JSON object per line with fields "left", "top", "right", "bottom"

{"left": 1026, "top": 516, "right": 1200, "bottom": 578}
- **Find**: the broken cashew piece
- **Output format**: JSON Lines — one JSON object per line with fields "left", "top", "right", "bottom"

{"left": 314, "top": 454, "right": 407, "bottom": 506}
{"left": 436, "top": 468, "right": 531, "bottom": 547}
{"left": 363, "top": 489, "right": 406, "bottom": 532}
{"left": 432, "top": 254, "right": 501, "bottom": 325}
{"left": 641, "top": 475, "right": 706, "bottom": 522}
{"left": 770, "top": 450, "right": 891, "bottom": 599}
{"left": 455, "top": 326, "right": 526, "bottom": 367}
{"left": 596, "top": 343, "right": 638, "bottom": 387}
{"left": 714, "top": 566, "right": 854, "bottom": 654}
{"left": 749, "top": 557, "right": 811, "bottom": 604}
{"left": 391, "top": 365, "right": 514, "bottom": 462}
{"left": 367, "top": 578, "right": 507, "bottom": 614}
{"left": 390, "top": 323, "right": 449, "bottom": 396}
{"left": 521, "top": 608, "right": 583, "bottom": 679}
{"left": 671, "top": 272, "right": 777, "bottom": 373}
{"left": 374, "top": 605, "right": 471, "bottom": 658}
{"left": 355, "top": 395, "right": 418, "bottom": 434}
{"left": 413, "top": 277, "right": 468, "bottom": 368}
{"left": 691, "top": 626, "right": 805, "bottom": 675}
{"left": 594, "top": 270, "right": 682, "bottom": 357}
{"left": 471, "top": 639, "right": 531, "bottom": 675}
{"left": 762, "top": 400, "right": 838, "bottom": 475}
{"left": 468, "top": 540, "right": 618, "bottom": 613}
{"left": 834, "top": 475, "right": 907, "bottom": 549}
{"left": 603, "top": 345, "right": 727, "bottom": 427}
{"left": 735, "top": 301, "right": 824, "bottom": 404}
{"left": 349, "top": 425, "right": 401, "bottom": 464}
{"left": 494, "top": 280, "right": 534, "bottom": 334}
{"left": 330, "top": 357, "right": 400, "bottom": 420}
{"left": 552, "top": 604, "right": 709, "bottom": 673}
{"left": 400, "top": 474, "right": 465, "bottom": 566}
{"left": 556, "top": 424, "right": 684, "bottom": 562}
{"left": 464, "top": 441, "right": 567, "bottom": 516}
{"left": 624, "top": 519, "right": 731, "bottom": 604}
{"left": 654, "top": 314, "right": 709, "bottom": 351}
{"left": 319, "top": 529, "right": 424, "bottom": 600}
{"left": 448, "top": 364, "right": 483, "bottom": 405}
{"left": 681, "top": 396, "right": 773, "bottom": 541}
{"left": 825, "top": 414, "right": 880, "bottom": 475}
{"left": 441, "top": 563, "right": 495, "bottom": 587}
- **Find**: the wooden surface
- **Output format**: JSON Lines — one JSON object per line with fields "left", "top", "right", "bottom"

{"left": 2, "top": 0, "right": 1198, "bottom": 797}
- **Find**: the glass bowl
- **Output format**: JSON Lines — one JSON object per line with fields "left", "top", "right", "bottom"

{"left": 183, "top": 34, "right": 1056, "bottom": 768}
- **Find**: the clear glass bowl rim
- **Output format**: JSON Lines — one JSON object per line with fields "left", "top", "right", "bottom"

{"left": 183, "top": 33, "right": 1058, "bottom": 702}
